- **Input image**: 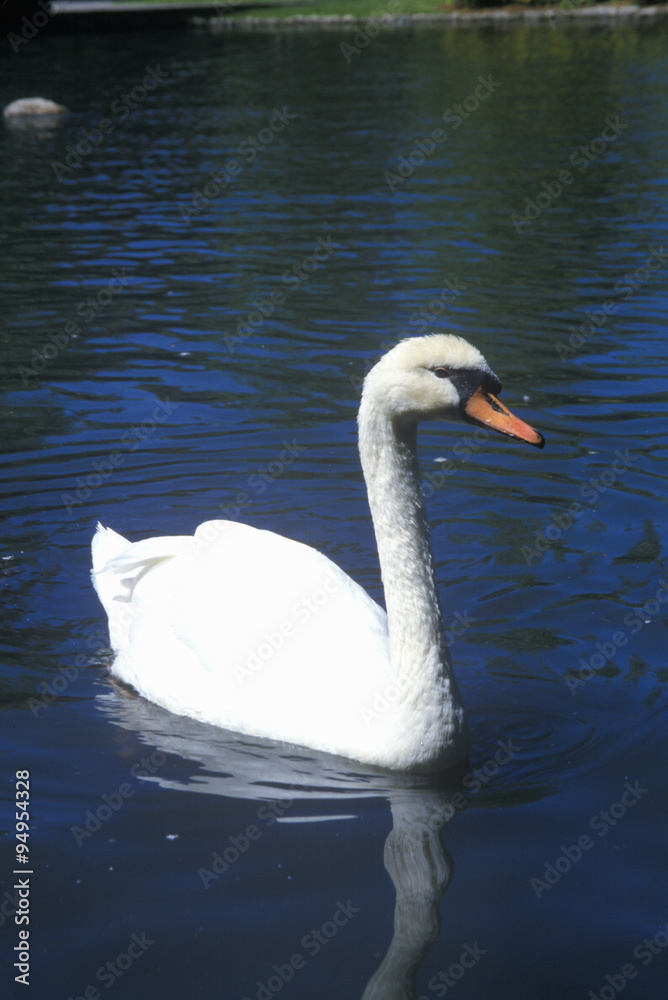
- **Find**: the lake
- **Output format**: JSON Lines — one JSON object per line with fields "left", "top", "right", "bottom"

{"left": 1, "top": 15, "right": 667, "bottom": 1000}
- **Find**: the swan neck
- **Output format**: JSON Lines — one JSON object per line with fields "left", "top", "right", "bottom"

{"left": 357, "top": 385, "right": 469, "bottom": 767}
{"left": 358, "top": 400, "right": 449, "bottom": 678}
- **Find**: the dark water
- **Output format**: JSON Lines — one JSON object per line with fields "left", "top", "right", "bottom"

{"left": 2, "top": 19, "right": 668, "bottom": 1000}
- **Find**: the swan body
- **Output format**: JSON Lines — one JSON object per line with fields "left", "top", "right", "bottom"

{"left": 92, "top": 334, "right": 543, "bottom": 772}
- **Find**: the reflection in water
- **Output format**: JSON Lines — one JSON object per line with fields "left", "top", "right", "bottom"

{"left": 361, "top": 794, "right": 455, "bottom": 1000}
{"left": 99, "top": 687, "right": 462, "bottom": 1000}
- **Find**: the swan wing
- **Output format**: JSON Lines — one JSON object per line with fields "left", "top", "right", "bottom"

{"left": 93, "top": 520, "right": 392, "bottom": 752}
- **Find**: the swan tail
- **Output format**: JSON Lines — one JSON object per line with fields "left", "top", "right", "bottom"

{"left": 91, "top": 523, "right": 189, "bottom": 652}
{"left": 91, "top": 524, "right": 134, "bottom": 651}
{"left": 92, "top": 522, "right": 129, "bottom": 574}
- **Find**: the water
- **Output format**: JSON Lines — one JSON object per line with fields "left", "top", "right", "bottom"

{"left": 1, "top": 19, "right": 667, "bottom": 1000}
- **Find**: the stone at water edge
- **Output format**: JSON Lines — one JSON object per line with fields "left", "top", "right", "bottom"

{"left": 3, "top": 97, "right": 69, "bottom": 118}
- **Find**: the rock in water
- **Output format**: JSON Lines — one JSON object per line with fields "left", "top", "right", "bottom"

{"left": 3, "top": 97, "right": 69, "bottom": 118}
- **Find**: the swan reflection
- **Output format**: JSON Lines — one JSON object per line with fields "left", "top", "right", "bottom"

{"left": 98, "top": 687, "right": 471, "bottom": 1000}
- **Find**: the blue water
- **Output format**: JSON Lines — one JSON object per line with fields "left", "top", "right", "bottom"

{"left": 1, "top": 18, "right": 667, "bottom": 1000}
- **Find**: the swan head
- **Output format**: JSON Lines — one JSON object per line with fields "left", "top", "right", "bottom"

{"left": 360, "top": 333, "right": 544, "bottom": 448}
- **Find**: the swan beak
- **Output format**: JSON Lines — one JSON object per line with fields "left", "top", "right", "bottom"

{"left": 464, "top": 387, "right": 545, "bottom": 449}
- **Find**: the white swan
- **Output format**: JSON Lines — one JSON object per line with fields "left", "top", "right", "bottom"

{"left": 92, "top": 334, "right": 543, "bottom": 772}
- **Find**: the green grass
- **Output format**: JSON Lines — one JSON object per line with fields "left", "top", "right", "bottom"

{"left": 130, "top": 0, "right": 457, "bottom": 17}
{"left": 229, "top": 0, "right": 451, "bottom": 18}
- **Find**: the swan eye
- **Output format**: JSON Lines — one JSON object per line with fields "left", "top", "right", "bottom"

{"left": 433, "top": 367, "right": 452, "bottom": 379}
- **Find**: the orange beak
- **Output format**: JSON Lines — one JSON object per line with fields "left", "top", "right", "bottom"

{"left": 464, "top": 387, "right": 544, "bottom": 449}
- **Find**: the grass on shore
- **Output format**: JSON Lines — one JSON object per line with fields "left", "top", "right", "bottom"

{"left": 121, "top": 0, "right": 641, "bottom": 20}
{"left": 134, "top": 0, "right": 471, "bottom": 18}
{"left": 223, "top": 0, "right": 457, "bottom": 19}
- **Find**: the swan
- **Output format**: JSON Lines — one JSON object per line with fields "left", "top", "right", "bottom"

{"left": 92, "top": 334, "right": 544, "bottom": 772}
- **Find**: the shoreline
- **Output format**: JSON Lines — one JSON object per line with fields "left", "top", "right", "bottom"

{"left": 41, "top": 3, "right": 668, "bottom": 35}
{"left": 205, "top": 4, "right": 668, "bottom": 29}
